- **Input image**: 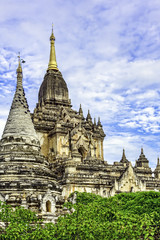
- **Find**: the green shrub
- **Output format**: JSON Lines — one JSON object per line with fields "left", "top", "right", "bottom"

{"left": 0, "top": 191, "right": 160, "bottom": 239}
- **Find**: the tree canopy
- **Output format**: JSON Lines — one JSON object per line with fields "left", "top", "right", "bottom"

{"left": 0, "top": 191, "right": 160, "bottom": 239}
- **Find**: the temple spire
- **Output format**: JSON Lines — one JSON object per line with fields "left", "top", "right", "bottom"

{"left": 122, "top": 149, "right": 125, "bottom": 158}
{"left": 79, "top": 104, "right": 83, "bottom": 116}
{"left": 97, "top": 117, "right": 102, "bottom": 127}
{"left": 141, "top": 147, "right": 144, "bottom": 155}
{"left": 120, "top": 149, "right": 128, "bottom": 163}
{"left": 16, "top": 53, "right": 23, "bottom": 88}
{"left": 48, "top": 25, "right": 58, "bottom": 71}
{"left": 1, "top": 57, "right": 39, "bottom": 151}
{"left": 17, "top": 53, "right": 22, "bottom": 73}
{"left": 86, "top": 110, "right": 92, "bottom": 122}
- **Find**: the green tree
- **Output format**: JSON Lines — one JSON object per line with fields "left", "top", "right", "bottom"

{"left": 0, "top": 191, "right": 160, "bottom": 239}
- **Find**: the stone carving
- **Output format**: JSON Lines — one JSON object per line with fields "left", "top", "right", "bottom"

{"left": 41, "top": 191, "right": 56, "bottom": 214}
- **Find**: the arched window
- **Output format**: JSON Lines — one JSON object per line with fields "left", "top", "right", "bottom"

{"left": 46, "top": 200, "right": 51, "bottom": 212}
{"left": 130, "top": 187, "right": 134, "bottom": 192}
{"left": 78, "top": 147, "right": 85, "bottom": 161}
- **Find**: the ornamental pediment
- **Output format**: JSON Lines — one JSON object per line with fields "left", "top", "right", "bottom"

{"left": 109, "top": 163, "right": 146, "bottom": 196}
{"left": 71, "top": 123, "right": 86, "bottom": 137}
{"left": 75, "top": 135, "right": 88, "bottom": 151}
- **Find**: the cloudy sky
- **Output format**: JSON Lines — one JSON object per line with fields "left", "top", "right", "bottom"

{"left": 0, "top": 0, "right": 160, "bottom": 168}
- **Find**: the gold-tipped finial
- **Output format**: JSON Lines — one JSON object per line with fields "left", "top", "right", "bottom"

{"left": 51, "top": 23, "right": 55, "bottom": 39}
{"left": 17, "top": 52, "right": 22, "bottom": 73}
{"left": 48, "top": 25, "right": 58, "bottom": 71}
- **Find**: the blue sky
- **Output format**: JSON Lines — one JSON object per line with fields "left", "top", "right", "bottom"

{"left": 0, "top": 0, "right": 160, "bottom": 168}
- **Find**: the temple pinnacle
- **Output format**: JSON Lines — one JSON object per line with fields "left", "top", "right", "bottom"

{"left": 1, "top": 56, "right": 39, "bottom": 150}
{"left": 123, "top": 148, "right": 125, "bottom": 157}
{"left": 17, "top": 53, "right": 22, "bottom": 73}
{"left": 120, "top": 148, "right": 128, "bottom": 163}
{"left": 79, "top": 104, "right": 83, "bottom": 116}
{"left": 47, "top": 26, "right": 58, "bottom": 71}
{"left": 141, "top": 147, "right": 144, "bottom": 155}
{"left": 16, "top": 53, "right": 23, "bottom": 88}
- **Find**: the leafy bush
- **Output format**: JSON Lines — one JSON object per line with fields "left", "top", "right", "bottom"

{"left": 0, "top": 191, "right": 160, "bottom": 239}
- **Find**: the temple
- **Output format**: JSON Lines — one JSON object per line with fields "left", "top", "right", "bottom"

{"left": 0, "top": 29, "right": 160, "bottom": 222}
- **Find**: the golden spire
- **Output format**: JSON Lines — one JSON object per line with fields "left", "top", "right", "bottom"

{"left": 48, "top": 25, "right": 58, "bottom": 71}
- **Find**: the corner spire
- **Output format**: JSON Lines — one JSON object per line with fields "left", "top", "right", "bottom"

{"left": 79, "top": 104, "right": 83, "bottom": 116}
{"left": 122, "top": 149, "right": 125, "bottom": 157}
{"left": 86, "top": 110, "right": 92, "bottom": 122}
{"left": 1, "top": 57, "right": 39, "bottom": 152}
{"left": 97, "top": 117, "right": 102, "bottom": 127}
{"left": 120, "top": 149, "right": 128, "bottom": 163}
{"left": 141, "top": 147, "right": 144, "bottom": 155}
{"left": 47, "top": 25, "right": 58, "bottom": 71}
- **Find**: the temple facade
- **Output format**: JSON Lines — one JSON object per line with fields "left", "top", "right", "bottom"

{"left": 0, "top": 29, "right": 160, "bottom": 221}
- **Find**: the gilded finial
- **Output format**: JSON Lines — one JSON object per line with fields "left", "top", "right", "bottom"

{"left": 48, "top": 25, "right": 58, "bottom": 71}
{"left": 50, "top": 23, "right": 55, "bottom": 40}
